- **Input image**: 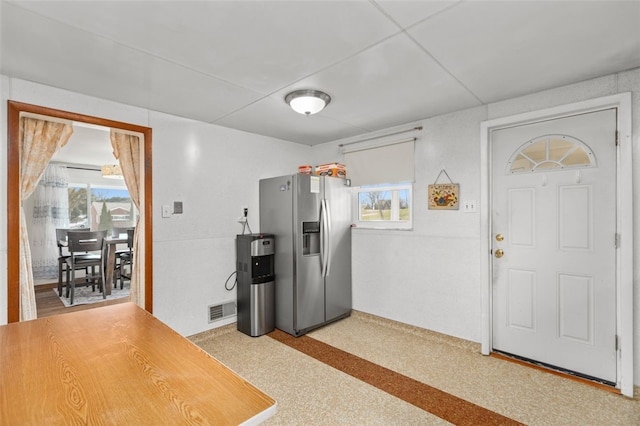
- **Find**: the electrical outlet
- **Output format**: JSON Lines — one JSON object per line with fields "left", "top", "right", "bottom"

{"left": 463, "top": 200, "right": 477, "bottom": 213}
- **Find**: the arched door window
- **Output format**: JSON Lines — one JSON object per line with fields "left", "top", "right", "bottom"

{"left": 506, "top": 134, "right": 596, "bottom": 174}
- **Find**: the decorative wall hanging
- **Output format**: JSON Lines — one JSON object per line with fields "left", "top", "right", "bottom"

{"left": 428, "top": 169, "right": 459, "bottom": 210}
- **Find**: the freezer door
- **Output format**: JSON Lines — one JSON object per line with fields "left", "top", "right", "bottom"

{"left": 259, "top": 176, "right": 295, "bottom": 333}
{"left": 323, "top": 176, "right": 352, "bottom": 321}
{"left": 294, "top": 174, "right": 324, "bottom": 331}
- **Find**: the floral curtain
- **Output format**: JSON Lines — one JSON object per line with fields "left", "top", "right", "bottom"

{"left": 29, "top": 164, "right": 70, "bottom": 280}
{"left": 110, "top": 130, "right": 142, "bottom": 306}
{"left": 20, "top": 117, "right": 73, "bottom": 320}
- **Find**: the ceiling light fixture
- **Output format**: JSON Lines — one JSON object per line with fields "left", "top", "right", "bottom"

{"left": 285, "top": 89, "right": 331, "bottom": 115}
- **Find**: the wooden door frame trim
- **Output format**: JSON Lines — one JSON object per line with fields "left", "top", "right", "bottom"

{"left": 6, "top": 100, "right": 153, "bottom": 322}
{"left": 479, "top": 93, "right": 633, "bottom": 397}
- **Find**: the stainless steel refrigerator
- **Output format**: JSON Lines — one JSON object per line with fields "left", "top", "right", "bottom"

{"left": 259, "top": 173, "right": 351, "bottom": 336}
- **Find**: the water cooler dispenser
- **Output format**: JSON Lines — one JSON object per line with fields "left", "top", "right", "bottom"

{"left": 236, "top": 234, "right": 275, "bottom": 337}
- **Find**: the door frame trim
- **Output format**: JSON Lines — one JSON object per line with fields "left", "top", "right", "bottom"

{"left": 480, "top": 93, "right": 633, "bottom": 397}
{"left": 6, "top": 100, "right": 153, "bottom": 321}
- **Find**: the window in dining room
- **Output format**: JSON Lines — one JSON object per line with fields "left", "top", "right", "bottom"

{"left": 68, "top": 184, "right": 135, "bottom": 231}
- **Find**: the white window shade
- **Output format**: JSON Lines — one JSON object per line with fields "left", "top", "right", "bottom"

{"left": 344, "top": 139, "right": 415, "bottom": 186}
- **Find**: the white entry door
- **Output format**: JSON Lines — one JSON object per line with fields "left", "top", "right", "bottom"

{"left": 491, "top": 108, "right": 617, "bottom": 383}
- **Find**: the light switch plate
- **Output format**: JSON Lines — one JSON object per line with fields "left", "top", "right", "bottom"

{"left": 161, "top": 205, "right": 172, "bottom": 218}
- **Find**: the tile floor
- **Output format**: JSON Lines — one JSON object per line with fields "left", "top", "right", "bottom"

{"left": 190, "top": 311, "right": 640, "bottom": 425}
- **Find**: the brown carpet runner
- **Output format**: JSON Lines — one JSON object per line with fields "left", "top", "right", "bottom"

{"left": 268, "top": 329, "right": 524, "bottom": 426}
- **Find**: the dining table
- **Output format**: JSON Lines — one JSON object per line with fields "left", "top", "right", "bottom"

{"left": 57, "top": 233, "right": 127, "bottom": 297}
{"left": 0, "top": 303, "right": 277, "bottom": 424}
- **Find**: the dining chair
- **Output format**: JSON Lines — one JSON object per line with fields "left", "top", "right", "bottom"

{"left": 55, "top": 227, "right": 88, "bottom": 296}
{"left": 115, "top": 228, "right": 135, "bottom": 289}
{"left": 65, "top": 230, "right": 107, "bottom": 305}
{"left": 102, "top": 226, "right": 131, "bottom": 289}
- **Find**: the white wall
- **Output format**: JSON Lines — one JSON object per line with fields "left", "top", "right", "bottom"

{"left": 314, "top": 107, "right": 486, "bottom": 342}
{"left": 313, "top": 68, "right": 640, "bottom": 386}
{"left": 150, "top": 111, "right": 310, "bottom": 335}
{"left": 0, "top": 77, "right": 311, "bottom": 337}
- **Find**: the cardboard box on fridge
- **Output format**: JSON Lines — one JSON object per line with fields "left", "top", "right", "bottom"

{"left": 298, "top": 165, "right": 313, "bottom": 174}
{"left": 315, "top": 162, "right": 346, "bottom": 178}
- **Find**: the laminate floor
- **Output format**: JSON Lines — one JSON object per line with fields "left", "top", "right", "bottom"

{"left": 190, "top": 311, "right": 640, "bottom": 425}
{"left": 35, "top": 283, "right": 127, "bottom": 318}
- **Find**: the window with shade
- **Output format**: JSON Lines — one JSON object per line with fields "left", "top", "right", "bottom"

{"left": 343, "top": 138, "right": 415, "bottom": 230}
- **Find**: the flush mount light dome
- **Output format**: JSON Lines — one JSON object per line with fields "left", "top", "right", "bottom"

{"left": 101, "top": 164, "right": 124, "bottom": 179}
{"left": 285, "top": 89, "right": 331, "bottom": 115}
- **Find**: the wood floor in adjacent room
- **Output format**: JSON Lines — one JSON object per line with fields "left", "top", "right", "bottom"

{"left": 35, "top": 283, "right": 127, "bottom": 318}
{"left": 190, "top": 312, "right": 640, "bottom": 425}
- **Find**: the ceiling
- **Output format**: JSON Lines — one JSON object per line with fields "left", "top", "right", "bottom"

{"left": 2, "top": 1, "right": 640, "bottom": 147}
{"left": 49, "top": 123, "right": 113, "bottom": 166}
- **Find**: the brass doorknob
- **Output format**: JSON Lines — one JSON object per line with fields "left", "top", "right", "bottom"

{"left": 495, "top": 249, "right": 504, "bottom": 258}
{"left": 495, "top": 234, "right": 504, "bottom": 242}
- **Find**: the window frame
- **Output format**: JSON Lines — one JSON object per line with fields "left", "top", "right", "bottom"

{"left": 352, "top": 182, "right": 413, "bottom": 230}
{"left": 68, "top": 180, "right": 133, "bottom": 230}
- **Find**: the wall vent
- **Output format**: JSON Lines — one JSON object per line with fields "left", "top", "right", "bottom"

{"left": 208, "top": 301, "right": 236, "bottom": 323}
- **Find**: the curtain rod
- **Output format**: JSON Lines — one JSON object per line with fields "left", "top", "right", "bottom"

{"left": 50, "top": 161, "right": 100, "bottom": 172}
{"left": 341, "top": 137, "right": 416, "bottom": 154}
{"left": 338, "top": 126, "right": 422, "bottom": 148}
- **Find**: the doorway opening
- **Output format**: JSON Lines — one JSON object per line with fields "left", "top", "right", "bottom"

{"left": 7, "top": 100, "right": 153, "bottom": 322}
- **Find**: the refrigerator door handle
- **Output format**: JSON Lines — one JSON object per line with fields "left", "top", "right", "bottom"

{"left": 324, "top": 199, "right": 332, "bottom": 277}
{"left": 320, "top": 199, "right": 328, "bottom": 277}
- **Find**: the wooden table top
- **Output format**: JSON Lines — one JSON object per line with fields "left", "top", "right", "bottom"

{"left": 0, "top": 303, "right": 276, "bottom": 425}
